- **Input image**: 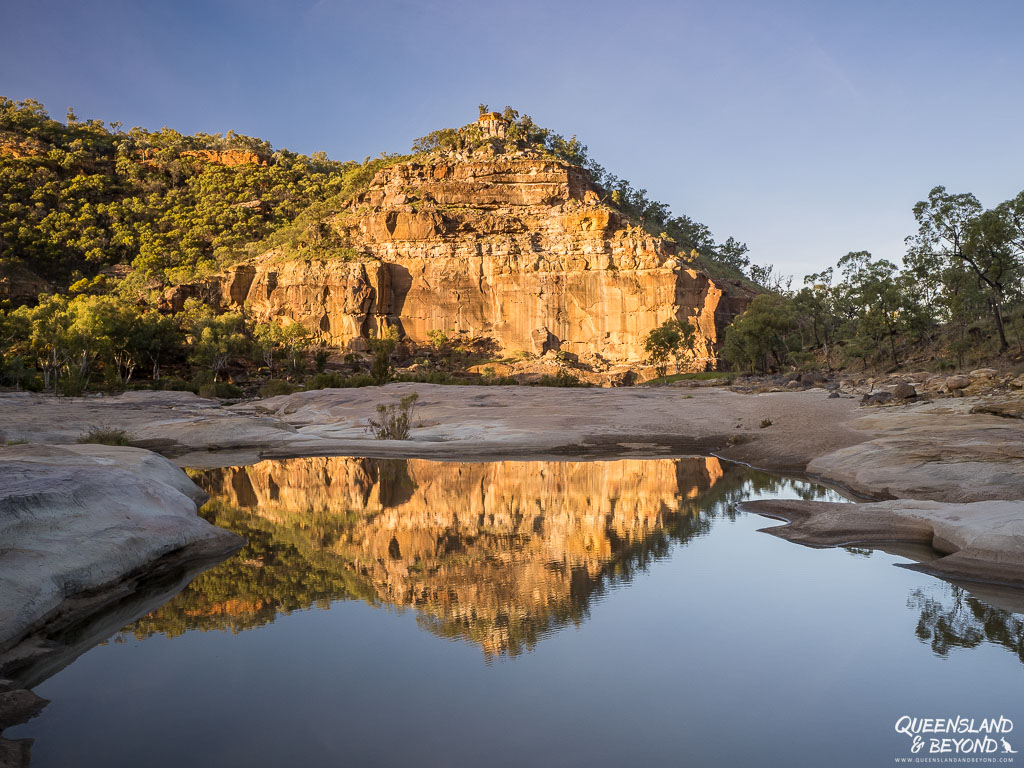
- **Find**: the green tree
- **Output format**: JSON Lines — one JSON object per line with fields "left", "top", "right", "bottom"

{"left": 907, "top": 185, "right": 1022, "bottom": 353}
{"left": 643, "top": 319, "right": 697, "bottom": 377}
{"left": 132, "top": 310, "right": 182, "bottom": 381}
{"left": 186, "top": 310, "right": 249, "bottom": 381}
{"left": 837, "top": 251, "right": 926, "bottom": 367}
{"left": 792, "top": 268, "right": 842, "bottom": 368}
{"left": 722, "top": 294, "right": 799, "bottom": 373}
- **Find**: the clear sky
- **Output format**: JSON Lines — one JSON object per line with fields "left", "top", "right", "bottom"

{"left": 3, "top": 0, "right": 1023, "bottom": 279}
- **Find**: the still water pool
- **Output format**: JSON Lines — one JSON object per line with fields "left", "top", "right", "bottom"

{"left": 10, "top": 457, "right": 1024, "bottom": 767}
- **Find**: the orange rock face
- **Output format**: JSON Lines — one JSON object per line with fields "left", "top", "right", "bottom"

{"left": 225, "top": 152, "right": 750, "bottom": 367}
{"left": 179, "top": 149, "right": 266, "bottom": 166}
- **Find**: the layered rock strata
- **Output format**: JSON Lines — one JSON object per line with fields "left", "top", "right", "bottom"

{"left": 217, "top": 149, "right": 750, "bottom": 366}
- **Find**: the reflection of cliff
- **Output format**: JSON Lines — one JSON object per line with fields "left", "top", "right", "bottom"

{"left": 129, "top": 457, "right": 742, "bottom": 656}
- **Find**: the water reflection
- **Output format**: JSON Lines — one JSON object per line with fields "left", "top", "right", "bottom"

{"left": 909, "top": 584, "right": 1024, "bottom": 664}
{"left": 125, "top": 457, "right": 814, "bottom": 656}
{"left": 13, "top": 458, "right": 1024, "bottom": 768}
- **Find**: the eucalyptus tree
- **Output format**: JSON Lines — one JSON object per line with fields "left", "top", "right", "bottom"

{"left": 907, "top": 186, "right": 1023, "bottom": 353}
{"left": 643, "top": 319, "right": 697, "bottom": 377}
{"left": 837, "top": 251, "right": 926, "bottom": 368}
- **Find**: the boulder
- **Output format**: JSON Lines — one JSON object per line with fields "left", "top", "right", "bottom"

{"left": 798, "top": 372, "right": 827, "bottom": 387}
{"left": 0, "top": 444, "right": 243, "bottom": 656}
{"left": 891, "top": 382, "right": 917, "bottom": 400}
{"left": 969, "top": 367, "right": 999, "bottom": 379}
{"left": 743, "top": 498, "right": 1024, "bottom": 586}
{"left": 860, "top": 391, "right": 893, "bottom": 406}
{"left": 970, "top": 400, "right": 1024, "bottom": 419}
{"left": 946, "top": 374, "right": 971, "bottom": 391}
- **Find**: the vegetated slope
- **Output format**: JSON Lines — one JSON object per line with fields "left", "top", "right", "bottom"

{"left": 208, "top": 111, "right": 755, "bottom": 365}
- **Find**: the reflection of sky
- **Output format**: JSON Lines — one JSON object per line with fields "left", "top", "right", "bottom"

{"left": 10, "top": 463, "right": 1023, "bottom": 768}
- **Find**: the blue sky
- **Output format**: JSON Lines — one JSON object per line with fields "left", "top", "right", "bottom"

{"left": 3, "top": 0, "right": 1023, "bottom": 279}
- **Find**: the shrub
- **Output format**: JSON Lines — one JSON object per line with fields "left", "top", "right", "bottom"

{"left": 152, "top": 376, "right": 195, "bottom": 392}
{"left": 427, "top": 329, "right": 448, "bottom": 349}
{"left": 259, "top": 379, "right": 298, "bottom": 397}
{"left": 78, "top": 427, "right": 131, "bottom": 446}
{"left": 394, "top": 370, "right": 459, "bottom": 385}
{"left": 367, "top": 393, "right": 419, "bottom": 440}
{"left": 531, "top": 369, "right": 588, "bottom": 387}
{"left": 198, "top": 381, "right": 243, "bottom": 399}
{"left": 759, "top": 418, "right": 774, "bottom": 429}
{"left": 368, "top": 327, "right": 398, "bottom": 384}
{"left": 306, "top": 372, "right": 376, "bottom": 389}
{"left": 313, "top": 348, "right": 330, "bottom": 373}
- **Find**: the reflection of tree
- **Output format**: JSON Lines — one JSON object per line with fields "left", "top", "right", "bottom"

{"left": 126, "top": 501, "right": 380, "bottom": 639}
{"left": 126, "top": 457, "right": 811, "bottom": 656}
{"left": 908, "top": 586, "right": 1024, "bottom": 664}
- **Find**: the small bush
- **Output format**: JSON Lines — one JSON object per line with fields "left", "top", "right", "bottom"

{"left": 367, "top": 393, "right": 419, "bottom": 440}
{"left": 78, "top": 427, "right": 131, "bottom": 446}
{"left": 198, "top": 382, "right": 243, "bottom": 399}
{"left": 479, "top": 374, "right": 519, "bottom": 386}
{"left": 646, "top": 371, "right": 732, "bottom": 385}
{"left": 427, "top": 329, "right": 448, "bottom": 349}
{"left": 531, "top": 369, "right": 588, "bottom": 387}
{"left": 759, "top": 418, "right": 773, "bottom": 429}
{"left": 306, "top": 372, "right": 377, "bottom": 389}
{"left": 152, "top": 376, "right": 195, "bottom": 392}
{"left": 394, "top": 370, "right": 459, "bottom": 385}
{"left": 56, "top": 372, "right": 87, "bottom": 397}
{"left": 313, "top": 348, "right": 330, "bottom": 373}
{"left": 259, "top": 379, "right": 298, "bottom": 398}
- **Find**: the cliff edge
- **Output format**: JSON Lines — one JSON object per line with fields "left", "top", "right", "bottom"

{"left": 216, "top": 115, "right": 753, "bottom": 368}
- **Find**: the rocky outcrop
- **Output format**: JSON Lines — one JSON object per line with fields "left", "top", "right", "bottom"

{"left": 179, "top": 149, "right": 267, "bottom": 166}
{"left": 740, "top": 400, "right": 1024, "bottom": 586}
{"left": 804, "top": 409, "right": 1024, "bottom": 503}
{"left": 746, "top": 498, "right": 1024, "bottom": 586}
{"left": 220, "top": 136, "right": 751, "bottom": 367}
{"left": 0, "top": 132, "right": 47, "bottom": 160}
{"left": 0, "top": 444, "right": 243, "bottom": 667}
{"left": 0, "top": 261, "right": 51, "bottom": 306}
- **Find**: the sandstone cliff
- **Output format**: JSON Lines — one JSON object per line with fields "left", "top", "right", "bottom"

{"left": 215, "top": 123, "right": 752, "bottom": 368}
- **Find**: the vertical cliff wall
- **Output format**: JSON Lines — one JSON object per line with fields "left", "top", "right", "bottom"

{"left": 223, "top": 151, "right": 751, "bottom": 367}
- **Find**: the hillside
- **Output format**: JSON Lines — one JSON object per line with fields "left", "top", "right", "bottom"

{"left": 0, "top": 99, "right": 754, "bottom": 377}
{"left": 184, "top": 113, "right": 752, "bottom": 366}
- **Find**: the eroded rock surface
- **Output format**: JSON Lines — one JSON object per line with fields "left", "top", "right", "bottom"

{"left": 806, "top": 408, "right": 1024, "bottom": 503}
{"left": 746, "top": 499, "right": 1024, "bottom": 586}
{"left": 744, "top": 401, "right": 1024, "bottom": 585}
{"left": 219, "top": 146, "right": 752, "bottom": 365}
{"left": 0, "top": 444, "right": 242, "bottom": 660}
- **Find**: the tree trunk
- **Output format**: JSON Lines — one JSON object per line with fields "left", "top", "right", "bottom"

{"left": 992, "top": 298, "right": 1009, "bottom": 353}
